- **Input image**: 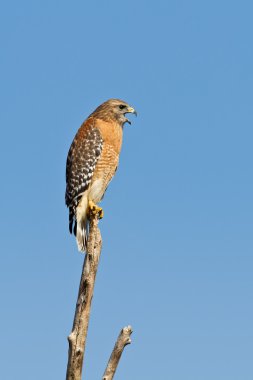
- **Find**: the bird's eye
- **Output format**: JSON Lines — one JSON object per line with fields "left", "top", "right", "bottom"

{"left": 119, "top": 105, "right": 126, "bottom": 110}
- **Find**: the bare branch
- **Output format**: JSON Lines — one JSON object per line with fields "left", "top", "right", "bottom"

{"left": 66, "top": 215, "right": 102, "bottom": 380}
{"left": 102, "top": 325, "right": 133, "bottom": 380}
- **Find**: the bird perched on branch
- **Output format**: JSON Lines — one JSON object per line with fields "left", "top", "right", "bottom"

{"left": 65, "top": 99, "right": 137, "bottom": 252}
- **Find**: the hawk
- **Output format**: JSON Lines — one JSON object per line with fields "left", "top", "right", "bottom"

{"left": 65, "top": 99, "right": 137, "bottom": 252}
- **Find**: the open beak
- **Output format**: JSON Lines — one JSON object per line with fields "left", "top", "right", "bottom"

{"left": 125, "top": 106, "right": 137, "bottom": 125}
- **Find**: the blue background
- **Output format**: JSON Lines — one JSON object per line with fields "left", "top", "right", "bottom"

{"left": 1, "top": 1, "right": 253, "bottom": 379}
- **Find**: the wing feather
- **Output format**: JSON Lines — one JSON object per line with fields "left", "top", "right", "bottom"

{"left": 65, "top": 118, "right": 103, "bottom": 233}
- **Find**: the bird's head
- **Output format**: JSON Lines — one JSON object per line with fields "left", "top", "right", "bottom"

{"left": 92, "top": 99, "right": 137, "bottom": 126}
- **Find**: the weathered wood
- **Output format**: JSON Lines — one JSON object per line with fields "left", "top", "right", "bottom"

{"left": 102, "top": 326, "right": 133, "bottom": 380}
{"left": 66, "top": 215, "right": 102, "bottom": 380}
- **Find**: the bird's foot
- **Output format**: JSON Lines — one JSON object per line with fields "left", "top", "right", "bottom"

{"left": 88, "top": 200, "right": 104, "bottom": 220}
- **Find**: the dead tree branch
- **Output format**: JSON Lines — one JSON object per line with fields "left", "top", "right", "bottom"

{"left": 102, "top": 325, "right": 133, "bottom": 380}
{"left": 66, "top": 214, "right": 102, "bottom": 380}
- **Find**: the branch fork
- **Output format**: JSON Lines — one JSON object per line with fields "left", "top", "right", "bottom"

{"left": 66, "top": 214, "right": 132, "bottom": 380}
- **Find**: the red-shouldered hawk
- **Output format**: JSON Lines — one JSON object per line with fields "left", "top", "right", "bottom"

{"left": 65, "top": 99, "right": 137, "bottom": 252}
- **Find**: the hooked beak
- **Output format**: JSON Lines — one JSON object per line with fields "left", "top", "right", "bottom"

{"left": 126, "top": 106, "right": 137, "bottom": 116}
{"left": 125, "top": 106, "right": 137, "bottom": 125}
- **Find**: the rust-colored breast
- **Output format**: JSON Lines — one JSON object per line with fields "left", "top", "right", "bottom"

{"left": 95, "top": 119, "right": 123, "bottom": 154}
{"left": 91, "top": 119, "right": 123, "bottom": 197}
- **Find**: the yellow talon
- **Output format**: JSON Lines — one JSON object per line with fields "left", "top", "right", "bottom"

{"left": 88, "top": 200, "right": 104, "bottom": 220}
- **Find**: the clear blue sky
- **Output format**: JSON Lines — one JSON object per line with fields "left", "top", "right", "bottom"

{"left": 1, "top": 1, "right": 253, "bottom": 379}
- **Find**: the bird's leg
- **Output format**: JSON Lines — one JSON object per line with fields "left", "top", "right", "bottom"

{"left": 88, "top": 200, "right": 104, "bottom": 220}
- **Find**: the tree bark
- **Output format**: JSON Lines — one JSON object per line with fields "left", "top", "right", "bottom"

{"left": 102, "top": 325, "right": 133, "bottom": 380}
{"left": 66, "top": 215, "right": 102, "bottom": 380}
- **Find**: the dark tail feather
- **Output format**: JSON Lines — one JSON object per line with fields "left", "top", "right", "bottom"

{"left": 73, "top": 221, "right": 77, "bottom": 236}
{"left": 69, "top": 210, "right": 74, "bottom": 234}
